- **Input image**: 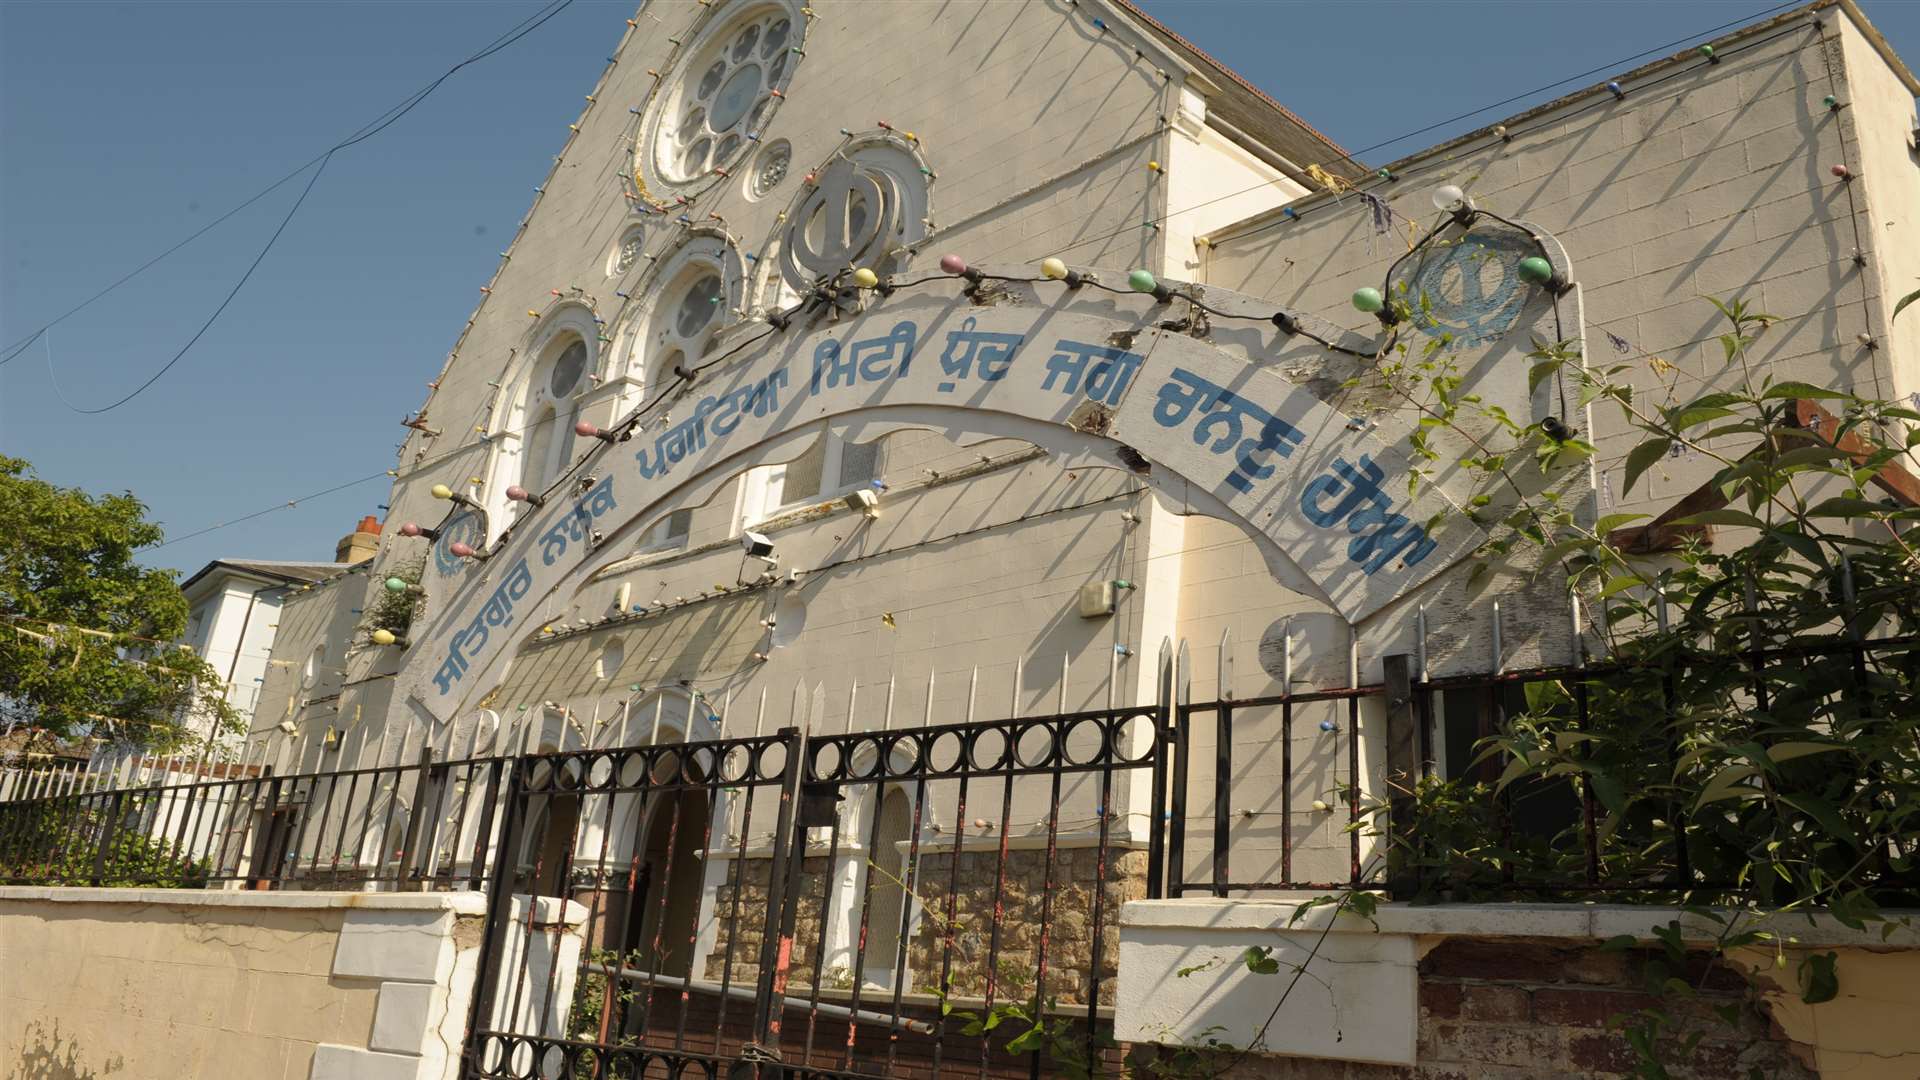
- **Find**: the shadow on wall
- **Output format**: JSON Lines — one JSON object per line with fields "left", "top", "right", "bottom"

{"left": 9, "top": 1021, "right": 123, "bottom": 1080}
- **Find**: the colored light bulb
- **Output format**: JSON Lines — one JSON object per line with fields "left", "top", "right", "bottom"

{"left": 372, "top": 629, "right": 396, "bottom": 646}
{"left": 1127, "top": 269, "right": 1158, "bottom": 293}
{"left": 1351, "top": 287, "right": 1385, "bottom": 313}
{"left": 851, "top": 268, "right": 879, "bottom": 288}
{"left": 384, "top": 577, "right": 407, "bottom": 594}
{"left": 399, "top": 523, "right": 423, "bottom": 538}
{"left": 430, "top": 484, "right": 454, "bottom": 500}
{"left": 1517, "top": 257, "right": 1555, "bottom": 286}
{"left": 449, "top": 542, "right": 477, "bottom": 558}
{"left": 1040, "top": 257, "right": 1069, "bottom": 280}
{"left": 1431, "top": 184, "right": 1467, "bottom": 213}
{"left": 938, "top": 254, "right": 968, "bottom": 276}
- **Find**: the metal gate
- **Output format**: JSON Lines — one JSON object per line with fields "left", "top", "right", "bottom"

{"left": 462, "top": 699, "right": 1170, "bottom": 1079}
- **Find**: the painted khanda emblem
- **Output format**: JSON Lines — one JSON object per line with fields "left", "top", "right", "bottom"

{"left": 1398, "top": 228, "right": 1540, "bottom": 345}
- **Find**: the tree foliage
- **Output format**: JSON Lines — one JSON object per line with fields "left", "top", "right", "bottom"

{"left": 1375, "top": 297, "right": 1920, "bottom": 915}
{"left": 0, "top": 455, "right": 238, "bottom": 751}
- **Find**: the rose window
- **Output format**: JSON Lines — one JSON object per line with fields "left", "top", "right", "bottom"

{"left": 611, "top": 226, "right": 645, "bottom": 275}
{"left": 656, "top": 8, "right": 795, "bottom": 183}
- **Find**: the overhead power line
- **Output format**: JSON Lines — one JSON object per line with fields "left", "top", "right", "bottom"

{"left": 140, "top": 0, "right": 1806, "bottom": 553}
{"left": 0, "top": 0, "right": 580, "bottom": 412}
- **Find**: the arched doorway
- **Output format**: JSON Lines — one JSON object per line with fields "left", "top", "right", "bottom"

{"left": 859, "top": 785, "right": 914, "bottom": 990}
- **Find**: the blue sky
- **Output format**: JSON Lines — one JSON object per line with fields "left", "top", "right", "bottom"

{"left": 3, "top": 0, "right": 1916, "bottom": 578}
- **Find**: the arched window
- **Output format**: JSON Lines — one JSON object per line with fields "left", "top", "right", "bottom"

{"left": 740, "top": 431, "right": 881, "bottom": 523}
{"left": 492, "top": 319, "right": 595, "bottom": 529}
{"left": 519, "top": 336, "right": 587, "bottom": 494}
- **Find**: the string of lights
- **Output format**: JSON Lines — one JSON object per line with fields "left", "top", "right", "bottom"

{"left": 140, "top": 1, "right": 1842, "bottom": 557}
{"left": 976, "top": 0, "right": 1810, "bottom": 266}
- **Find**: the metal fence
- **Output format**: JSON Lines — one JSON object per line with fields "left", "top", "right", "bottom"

{"left": 464, "top": 698, "right": 1165, "bottom": 1080}
{"left": 4, "top": 632, "right": 1912, "bottom": 1076}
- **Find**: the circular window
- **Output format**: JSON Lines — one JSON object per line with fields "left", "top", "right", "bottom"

{"left": 547, "top": 339, "right": 587, "bottom": 398}
{"left": 747, "top": 140, "right": 792, "bottom": 200}
{"left": 650, "top": 6, "right": 800, "bottom": 184}
{"left": 609, "top": 226, "right": 646, "bottom": 276}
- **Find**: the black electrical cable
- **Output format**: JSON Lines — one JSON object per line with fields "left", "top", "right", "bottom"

{"left": 1, "top": 0, "right": 578, "bottom": 379}
{"left": 992, "top": 0, "right": 1808, "bottom": 266}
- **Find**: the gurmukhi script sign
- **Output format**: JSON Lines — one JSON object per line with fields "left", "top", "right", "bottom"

{"left": 398, "top": 275, "right": 1486, "bottom": 724}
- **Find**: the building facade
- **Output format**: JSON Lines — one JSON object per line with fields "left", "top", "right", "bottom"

{"left": 189, "top": 0, "right": 1919, "bottom": 1073}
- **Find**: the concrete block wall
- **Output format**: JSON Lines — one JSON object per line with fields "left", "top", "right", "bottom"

{"left": 0, "top": 888, "right": 489, "bottom": 1080}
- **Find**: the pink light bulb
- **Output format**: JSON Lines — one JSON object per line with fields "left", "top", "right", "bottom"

{"left": 1831, "top": 164, "right": 1852, "bottom": 179}
{"left": 574, "top": 420, "right": 601, "bottom": 438}
{"left": 449, "top": 541, "right": 476, "bottom": 558}
{"left": 506, "top": 485, "right": 531, "bottom": 502}
{"left": 938, "top": 254, "right": 968, "bottom": 276}
{"left": 399, "top": 523, "right": 422, "bottom": 538}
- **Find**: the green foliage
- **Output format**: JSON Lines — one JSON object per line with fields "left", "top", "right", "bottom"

{"left": 1376, "top": 297, "right": 1920, "bottom": 915}
{"left": 0, "top": 456, "right": 238, "bottom": 751}
{"left": 1367, "top": 293, "right": 1920, "bottom": 1076}
{"left": 0, "top": 801, "right": 208, "bottom": 887}
{"left": 361, "top": 554, "right": 426, "bottom": 638}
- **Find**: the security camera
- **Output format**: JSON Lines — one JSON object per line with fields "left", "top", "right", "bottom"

{"left": 742, "top": 531, "right": 776, "bottom": 561}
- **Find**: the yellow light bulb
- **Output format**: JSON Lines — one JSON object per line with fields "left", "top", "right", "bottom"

{"left": 372, "top": 629, "right": 396, "bottom": 646}
{"left": 430, "top": 484, "right": 454, "bottom": 500}
{"left": 1040, "top": 257, "right": 1068, "bottom": 280}
{"left": 851, "top": 268, "right": 879, "bottom": 288}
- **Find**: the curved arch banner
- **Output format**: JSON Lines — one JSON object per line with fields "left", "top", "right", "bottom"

{"left": 398, "top": 269, "right": 1524, "bottom": 724}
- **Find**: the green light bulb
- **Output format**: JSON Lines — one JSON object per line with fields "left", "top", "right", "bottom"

{"left": 384, "top": 577, "right": 407, "bottom": 594}
{"left": 1351, "top": 287, "right": 1385, "bottom": 313}
{"left": 1517, "top": 257, "right": 1555, "bottom": 286}
{"left": 1128, "top": 269, "right": 1158, "bottom": 293}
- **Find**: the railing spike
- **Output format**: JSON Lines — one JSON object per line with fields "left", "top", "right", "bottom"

{"left": 1107, "top": 644, "right": 1119, "bottom": 710}
{"left": 1010, "top": 655, "right": 1023, "bottom": 719}
{"left": 1347, "top": 623, "right": 1359, "bottom": 689}
{"left": 1176, "top": 638, "right": 1192, "bottom": 706}
{"left": 923, "top": 669, "right": 937, "bottom": 729}
{"left": 1059, "top": 652, "right": 1070, "bottom": 714}
{"left": 966, "top": 665, "right": 978, "bottom": 725}
{"left": 848, "top": 678, "right": 861, "bottom": 735}
{"left": 1492, "top": 601, "right": 1506, "bottom": 675}
{"left": 1417, "top": 605, "right": 1430, "bottom": 682}
{"left": 1218, "top": 626, "right": 1234, "bottom": 702}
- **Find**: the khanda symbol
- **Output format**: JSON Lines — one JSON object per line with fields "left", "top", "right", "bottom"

{"left": 778, "top": 157, "right": 902, "bottom": 289}
{"left": 1400, "top": 228, "right": 1538, "bottom": 346}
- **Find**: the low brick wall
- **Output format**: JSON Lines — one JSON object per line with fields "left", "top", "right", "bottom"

{"left": 1119, "top": 900, "right": 1920, "bottom": 1078}
{"left": 704, "top": 843, "right": 1147, "bottom": 1005}
{"left": 1397, "top": 938, "right": 1809, "bottom": 1079}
